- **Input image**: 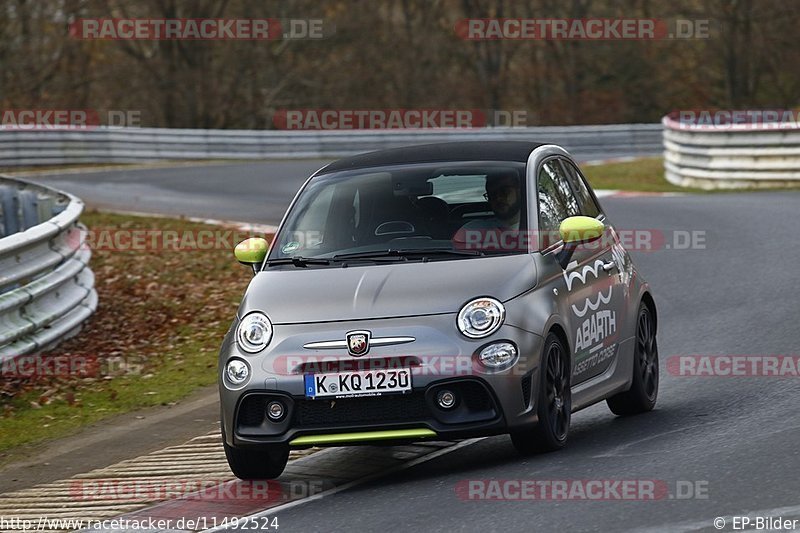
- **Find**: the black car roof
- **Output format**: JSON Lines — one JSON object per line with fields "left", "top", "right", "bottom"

{"left": 316, "top": 141, "right": 546, "bottom": 174}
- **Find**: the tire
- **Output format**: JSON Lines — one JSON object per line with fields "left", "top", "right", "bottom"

{"left": 511, "top": 332, "right": 571, "bottom": 455}
{"left": 607, "top": 302, "right": 659, "bottom": 416}
{"left": 223, "top": 438, "right": 290, "bottom": 480}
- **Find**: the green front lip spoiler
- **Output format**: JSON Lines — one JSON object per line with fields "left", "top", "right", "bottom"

{"left": 289, "top": 428, "right": 437, "bottom": 446}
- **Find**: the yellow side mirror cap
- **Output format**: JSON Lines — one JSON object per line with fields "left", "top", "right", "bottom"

{"left": 559, "top": 216, "right": 605, "bottom": 245}
{"left": 234, "top": 238, "right": 269, "bottom": 265}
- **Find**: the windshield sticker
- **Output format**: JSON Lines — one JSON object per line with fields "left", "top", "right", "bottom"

{"left": 281, "top": 241, "right": 301, "bottom": 254}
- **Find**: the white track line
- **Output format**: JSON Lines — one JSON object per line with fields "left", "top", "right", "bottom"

{"left": 205, "top": 437, "right": 486, "bottom": 532}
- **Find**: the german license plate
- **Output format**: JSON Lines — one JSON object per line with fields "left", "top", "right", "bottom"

{"left": 304, "top": 368, "right": 412, "bottom": 399}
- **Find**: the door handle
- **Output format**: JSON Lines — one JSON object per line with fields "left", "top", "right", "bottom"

{"left": 602, "top": 261, "right": 616, "bottom": 272}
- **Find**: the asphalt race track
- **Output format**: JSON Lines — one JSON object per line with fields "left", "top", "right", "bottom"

{"left": 25, "top": 164, "right": 800, "bottom": 531}
{"left": 29, "top": 160, "right": 333, "bottom": 223}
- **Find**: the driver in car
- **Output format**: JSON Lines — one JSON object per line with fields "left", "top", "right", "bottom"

{"left": 454, "top": 171, "right": 523, "bottom": 252}
{"left": 464, "top": 172, "right": 521, "bottom": 230}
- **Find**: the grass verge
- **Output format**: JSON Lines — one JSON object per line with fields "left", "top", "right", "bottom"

{"left": 0, "top": 211, "right": 261, "bottom": 464}
{"left": 582, "top": 156, "right": 704, "bottom": 193}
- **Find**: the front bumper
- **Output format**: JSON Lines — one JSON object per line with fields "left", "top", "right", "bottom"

{"left": 219, "top": 314, "right": 544, "bottom": 448}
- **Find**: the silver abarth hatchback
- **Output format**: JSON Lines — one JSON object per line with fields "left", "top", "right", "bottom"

{"left": 219, "top": 142, "right": 659, "bottom": 479}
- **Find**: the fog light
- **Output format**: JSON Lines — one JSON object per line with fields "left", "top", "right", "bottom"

{"left": 266, "top": 400, "right": 285, "bottom": 421}
{"left": 478, "top": 342, "right": 518, "bottom": 370}
{"left": 436, "top": 390, "right": 457, "bottom": 409}
{"left": 225, "top": 359, "right": 250, "bottom": 385}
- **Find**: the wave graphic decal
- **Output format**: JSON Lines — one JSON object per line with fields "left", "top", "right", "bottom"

{"left": 571, "top": 286, "right": 613, "bottom": 317}
{"left": 563, "top": 259, "right": 605, "bottom": 291}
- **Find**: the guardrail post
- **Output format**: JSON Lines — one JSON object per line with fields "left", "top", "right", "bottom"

{"left": 20, "top": 190, "right": 40, "bottom": 230}
{"left": 36, "top": 195, "right": 57, "bottom": 226}
{"left": 0, "top": 185, "right": 20, "bottom": 237}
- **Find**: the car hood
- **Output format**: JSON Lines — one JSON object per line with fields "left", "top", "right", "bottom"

{"left": 239, "top": 254, "right": 536, "bottom": 324}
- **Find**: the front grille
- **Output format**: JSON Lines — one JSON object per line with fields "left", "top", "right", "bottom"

{"left": 294, "top": 392, "right": 430, "bottom": 428}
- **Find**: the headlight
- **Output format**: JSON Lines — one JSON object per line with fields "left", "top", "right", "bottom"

{"left": 457, "top": 297, "right": 505, "bottom": 339}
{"left": 236, "top": 312, "right": 273, "bottom": 353}
{"left": 478, "top": 342, "right": 518, "bottom": 369}
{"left": 226, "top": 358, "right": 250, "bottom": 385}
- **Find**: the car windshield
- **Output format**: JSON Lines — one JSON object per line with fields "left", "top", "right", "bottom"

{"left": 268, "top": 161, "right": 528, "bottom": 263}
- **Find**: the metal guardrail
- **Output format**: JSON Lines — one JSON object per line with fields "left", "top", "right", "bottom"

{"left": 663, "top": 115, "right": 800, "bottom": 189}
{"left": 0, "top": 176, "right": 97, "bottom": 362}
{"left": 0, "top": 124, "right": 663, "bottom": 166}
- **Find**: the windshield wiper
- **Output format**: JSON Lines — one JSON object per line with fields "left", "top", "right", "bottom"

{"left": 332, "top": 248, "right": 484, "bottom": 261}
{"left": 264, "top": 256, "right": 334, "bottom": 267}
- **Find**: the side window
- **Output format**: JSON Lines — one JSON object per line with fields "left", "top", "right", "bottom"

{"left": 537, "top": 160, "right": 580, "bottom": 248}
{"left": 561, "top": 160, "right": 602, "bottom": 218}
